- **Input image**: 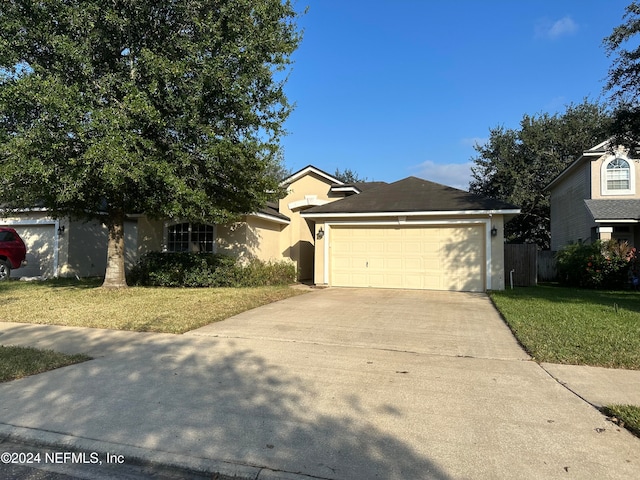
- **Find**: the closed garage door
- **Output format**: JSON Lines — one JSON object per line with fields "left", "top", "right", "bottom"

{"left": 330, "top": 225, "right": 485, "bottom": 292}
{"left": 9, "top": 224, "right": 56, "bottom": 278}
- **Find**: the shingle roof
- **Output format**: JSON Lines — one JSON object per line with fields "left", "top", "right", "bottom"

{"left": 330, "top": 181, "right": 388, "bottom": 193}
{"left": 584, "top": 199, "right": 640, "bottom": 221}
{"left": 259, "top": 204, "right": 290, "bottom": 222}
{"left": 304, "top": 176, "right": 519, "bottom": 214}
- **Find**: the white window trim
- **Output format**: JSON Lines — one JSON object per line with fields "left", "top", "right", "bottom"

{"left": 601, "top": 156, "right": 635, "bottom": 196}
{"left": 163, "top": 221, "right": 217, "bottom": 253}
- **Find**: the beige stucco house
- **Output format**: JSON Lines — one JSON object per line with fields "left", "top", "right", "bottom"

{"left": 1, "top": 165, "right": 520, "bottom": 291}
{"left": 547, "top": 140, "right": 640, "bottom": 251}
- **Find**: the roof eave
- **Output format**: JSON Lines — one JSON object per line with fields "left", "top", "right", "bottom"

{"left": 248, "top": 212, "right": 291, "bottom": 225}
{"left": 593, "top": 219, "right": 640, "bottom": 223}
{"left": 280, "top": 165, "right": 344, "bottom": 187}
{"left": 301, "top": 209, "right": 521, "bottom": 218}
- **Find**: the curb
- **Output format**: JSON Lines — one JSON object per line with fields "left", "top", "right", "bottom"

{"left": 0, "top": 424, "right": 321, "bottom": 480}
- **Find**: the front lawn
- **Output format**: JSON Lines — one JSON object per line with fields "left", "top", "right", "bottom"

{"left": 0, "top": 345, "right": 90, "bottom": 382}
{"left": 490, "top": 285, "right": 640, "bottom": 370}
{"left": 1, "top": 279, "right": 306, "bottom": 334}
{"left": 603, "top": 405, "right": 640, "bottom": 438}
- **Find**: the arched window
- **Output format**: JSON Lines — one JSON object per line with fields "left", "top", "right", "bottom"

{"left": 602, "top": 157, "right": 635, "bottom": 195}
{"left": 167, "top": 223, "right": 215, "bottom": 253}
{"left": 606, "top": 158, "right": 631, "bottom": 190}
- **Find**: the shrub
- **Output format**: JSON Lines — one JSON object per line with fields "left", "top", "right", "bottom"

{"left": 556, "top": 240, "right": 636, "bottom": 289}
{"left": 128, "top": 252, "right": 296, "bottom": 287}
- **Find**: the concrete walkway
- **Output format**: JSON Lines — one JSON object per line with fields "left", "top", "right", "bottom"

{"left": 0, "top": 288, "right": 638, "bottom": 479}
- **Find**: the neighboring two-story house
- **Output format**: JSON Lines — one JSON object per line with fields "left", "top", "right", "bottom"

{"left": 547, "top": 140, "right": 640, "bottom": 251}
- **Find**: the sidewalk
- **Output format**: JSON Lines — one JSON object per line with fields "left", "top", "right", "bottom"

{"left": 542, "top": 363, "right": 640, "bottom": 408}
{"left": 0, "top": 289, "right": 638, "bottom": 480}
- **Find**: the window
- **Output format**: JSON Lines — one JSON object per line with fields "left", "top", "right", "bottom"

{"left": 602, "top": 157, "right": 635, "bottom": 195}
{"left": 607, "top": 158, "right": 631, "bottom": 190}
{"left": 167, "top": 223, "right": 215, "bottom": 253}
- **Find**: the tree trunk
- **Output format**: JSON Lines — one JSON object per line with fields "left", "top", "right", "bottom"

{"left": 102, "top": 209, "right": 128, "bottom": 288}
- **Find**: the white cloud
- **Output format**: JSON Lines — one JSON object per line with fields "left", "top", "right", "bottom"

{"left": 535, "top": 16, "right": 578, "bottom": 40}
{"left": 410, "top": 160, "right": 475, "bottom": 191}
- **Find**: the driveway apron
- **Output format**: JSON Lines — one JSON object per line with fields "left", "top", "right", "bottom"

{"left": 0, "top": 288, "right": 637, "bottom": 480}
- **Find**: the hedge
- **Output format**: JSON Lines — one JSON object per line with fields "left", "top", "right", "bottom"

{"left": 128, "top": 252, "right": 296, "bottom": 287}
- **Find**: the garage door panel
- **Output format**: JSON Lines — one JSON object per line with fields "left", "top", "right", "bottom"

{"left": 330, "top": 225, "right": 485, "bottom": 292}
{"left": 403, "top": 274, "right": 425, "bottom": 289}
{"left": 369, "top": 242, "right": 385, "bottom": 254}
{"left": 368, "top": 273, "right": 386, "bottom": 287}
{"left": 9, "top": 225, "right": 56, "bottom": 278}
{"left": 384, "top": 257, "right": 403, "bottom": 270}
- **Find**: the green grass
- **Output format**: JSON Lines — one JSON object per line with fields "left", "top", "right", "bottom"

{"left": 0, "top": 278, "right": 307, "bottom": 334}
{"left": 490, "top": 284, "right": 640, "bottom": 369}
{"left": 0, "top": 345, "right": 90, "bottom": 382}
{"left": 602, "top": 405, "right": 640, "bottom": 437}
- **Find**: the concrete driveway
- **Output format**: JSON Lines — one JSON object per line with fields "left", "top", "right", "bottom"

{"left": 188, "top": 288, "right": 529, "bottom": 360}
{"left": 0, "top": 288, "right": 638, "bottom": 480}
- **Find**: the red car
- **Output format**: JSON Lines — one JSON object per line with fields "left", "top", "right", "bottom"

{"left": 0, "top": 227, "right": 27, "bottom": 281}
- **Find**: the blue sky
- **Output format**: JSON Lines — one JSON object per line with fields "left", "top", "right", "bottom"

{"left": 281, "top": 0, "right": 631, "bottom": 189}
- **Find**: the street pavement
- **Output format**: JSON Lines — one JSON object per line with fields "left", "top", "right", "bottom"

{"left": 0, "top": 287, "right": 638, "bottom": 479}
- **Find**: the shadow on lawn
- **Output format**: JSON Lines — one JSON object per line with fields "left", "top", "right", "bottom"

{"left": 0, "top": 325, "right": 451, "bottom": 480}
{"left": 0, "top": 277, "right": 102, "bottom": 291}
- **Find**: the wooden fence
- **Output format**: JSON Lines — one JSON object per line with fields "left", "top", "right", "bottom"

{"left": 504, "top": 244, "right": 537, "bottom": 287}
{"left": 537, "top": 250, "right": 557, "bottom": 282}
{"left": 503, "top": 245, "right": 557, "bottom": 287}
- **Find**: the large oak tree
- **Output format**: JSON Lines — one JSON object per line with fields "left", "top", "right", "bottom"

{"left": 604, "top": 1, "right": 640, "bottom": 150}
{"left": 0, "top": 0, "right": 301, "bottom": 287}
{"left": 469, "top": 101, "right": 612, "bottom": 249}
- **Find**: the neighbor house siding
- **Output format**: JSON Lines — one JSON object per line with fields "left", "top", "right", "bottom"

{"left": 591, "top": 153, "right": 640, "bottom": 200}
{"left": 550, "top": 162, "right": 591, "bottom": 251}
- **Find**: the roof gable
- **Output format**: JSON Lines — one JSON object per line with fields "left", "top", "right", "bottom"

{"left": 302, "top": 176, "right": 519, "bottom": 215}
{"left": 281, "top": 165, "right": 344, "bottom": 187}
{"left": 546, "top": 138, "right": 617, "bottom": 191}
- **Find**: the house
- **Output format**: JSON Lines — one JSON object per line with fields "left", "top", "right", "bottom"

{"left": 0, "top": 165, "right": 520, "bottom": 291}
{"left": 547, "top": 140, "right": 640, "bottom": 251}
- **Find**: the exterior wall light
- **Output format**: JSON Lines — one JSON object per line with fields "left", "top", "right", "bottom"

{"left": 316, "top": 227, "right": 324, "bottom": 240}
{"left": 58, "top": 225, "right": 65, "bottom": 235}
{"left": 491, "top": 226, "right": 498, "bottom": 237}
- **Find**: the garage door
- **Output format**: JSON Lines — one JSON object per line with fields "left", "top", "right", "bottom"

{"left": 330, "top": 225, "right": 485, "bottom": 292}
{"left": 9, "top": 224, "right": 56, "bottom": 279}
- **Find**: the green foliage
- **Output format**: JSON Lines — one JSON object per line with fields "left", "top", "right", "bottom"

{"left": 333, "top": 168, "right": 368, "bottom": 183}
{"left": 603, "top": 405, "right": 640, "bottom": 438}
{"left": 0, "top": 346, "right": 90, "bottom": 383}
{"left": 556, "top": 240, "right": 636, "bottom": 289}
{"left": 0, "top": 0, "right": 302, "bottom": 285}
{"left": 129, "top": 252, "right": 296, "bottom": 287}
{"left": 490, "top": 285, "right": 640, "bottom": 369}
{"left": 604, "top": 2, "right": 640, "bottom": 150}
{"left": 469, "top": 100, "right": 612, "bottom": 248}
